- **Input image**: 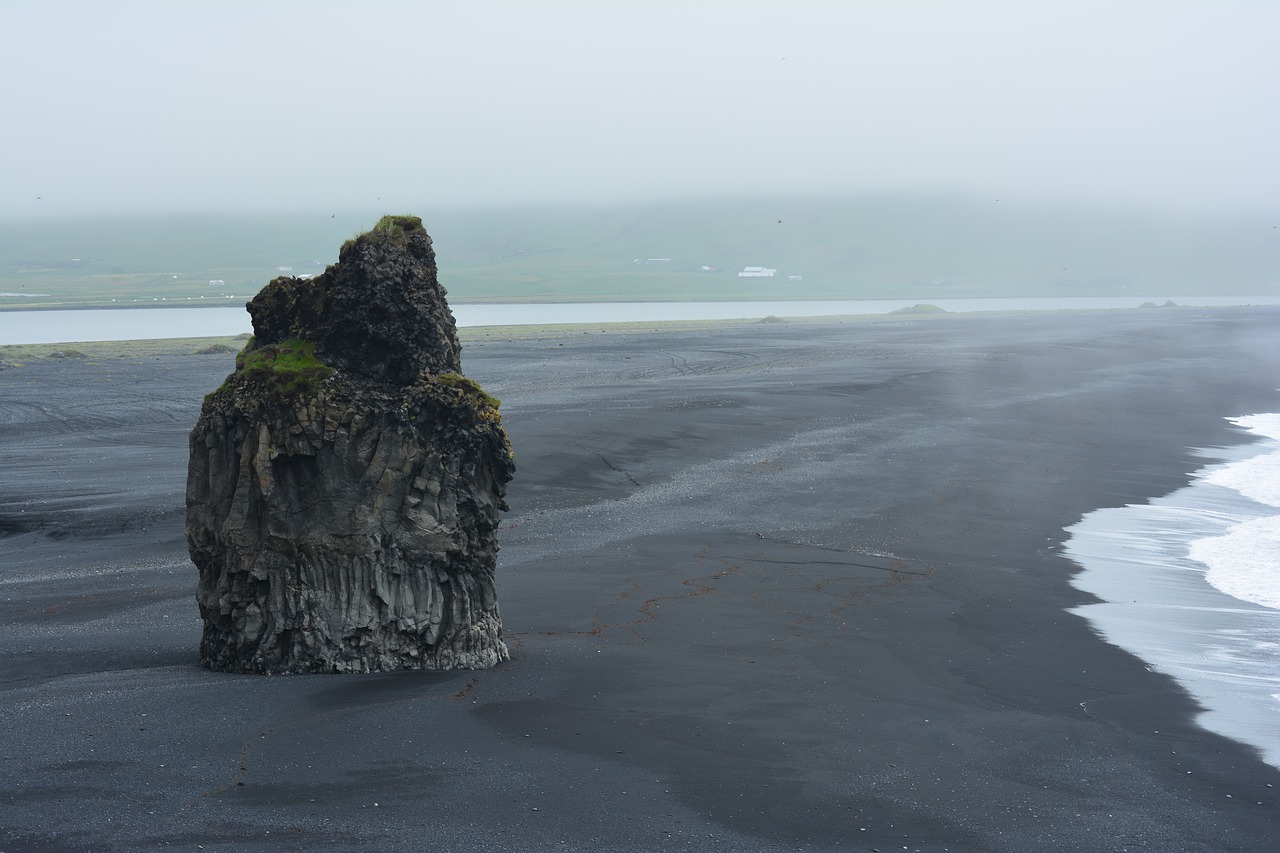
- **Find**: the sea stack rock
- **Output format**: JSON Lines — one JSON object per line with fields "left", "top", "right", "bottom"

{"left": 186, "top": 216, "right": 515, "bottom": 674}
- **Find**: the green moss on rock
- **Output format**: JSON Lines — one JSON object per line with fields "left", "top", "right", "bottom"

{"left": 436, "top": 372, "right": 500, "bottom": 407}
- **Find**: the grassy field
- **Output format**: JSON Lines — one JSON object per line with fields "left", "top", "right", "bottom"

{"left": 2, "top": 195, "right": 1276, "bottom": 310}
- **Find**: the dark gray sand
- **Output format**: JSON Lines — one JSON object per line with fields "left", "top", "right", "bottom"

{"left": 3, "top": 308, "right": 1279, "bottom": 852}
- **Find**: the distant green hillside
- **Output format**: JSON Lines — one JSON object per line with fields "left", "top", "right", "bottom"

{"left": 1, "top": 195, "right": 1275, "bottom": 309}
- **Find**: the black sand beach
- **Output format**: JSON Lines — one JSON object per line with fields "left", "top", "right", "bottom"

{"left": 3, "top": 308, "right": 1279, "bottom": 852}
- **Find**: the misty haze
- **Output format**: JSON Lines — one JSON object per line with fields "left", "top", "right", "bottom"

{"left": 2, "top": 2, "right": 1278, "bottom": 852}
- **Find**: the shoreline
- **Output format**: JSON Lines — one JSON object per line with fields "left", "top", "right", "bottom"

{"left": 1067, "top": 427, "right": 1280, "bottom": 770}
{"left": 1, "top": 301, "right": 1271, "bottom": 361}
{"left": 3, "top": 308, "right": 1279, "bottom": 851}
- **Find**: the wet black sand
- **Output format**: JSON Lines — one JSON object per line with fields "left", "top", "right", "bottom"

{"left": 3, "top": 308, "right": 1279, "bottom": 852}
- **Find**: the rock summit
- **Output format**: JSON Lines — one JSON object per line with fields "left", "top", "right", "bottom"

{"left": 186, "top": 215, "right": 515, "bottom": 673}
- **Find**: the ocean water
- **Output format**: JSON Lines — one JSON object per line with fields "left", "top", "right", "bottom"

{"left": 1065, "top": 414, "right": 1280, "bottom": 769}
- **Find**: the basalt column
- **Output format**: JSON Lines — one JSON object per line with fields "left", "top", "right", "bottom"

{"left": 186, "top": 216, "right": 515, "bottom": 673}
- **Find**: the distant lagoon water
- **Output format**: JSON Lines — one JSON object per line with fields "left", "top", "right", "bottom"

{"left": 2, "top": 296, "right": 1279, "bottom": 346}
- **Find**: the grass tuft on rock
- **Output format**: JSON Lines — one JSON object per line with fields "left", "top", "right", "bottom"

{"left": 342, "top": 214, "right": 426, "bottom": 252}
{"left": 235, "top": 338, "right": 333, "bottom": 397}
{"left": 436, "top": 372, "right": 501, "bottom": 417}
{"left": 372, "top": 214, "right": 426, "bottom": 239}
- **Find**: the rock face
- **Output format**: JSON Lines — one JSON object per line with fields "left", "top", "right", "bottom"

{"left": 186, "top": 216, "right": 515, "bottom": 674}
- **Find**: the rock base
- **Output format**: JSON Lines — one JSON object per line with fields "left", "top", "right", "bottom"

{"left": 188, "top": 374, "right": 513, "bottom": 674}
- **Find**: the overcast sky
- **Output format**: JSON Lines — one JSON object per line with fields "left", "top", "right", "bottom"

{"left": 2, "top": 0, "right": 1277, "bottom": 219}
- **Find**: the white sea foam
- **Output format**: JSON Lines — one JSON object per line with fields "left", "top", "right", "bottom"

{"left": 1191, "top": 516, "right": 1280, "bottom": 610}
{"left": 1065, "top": 411, "right": 1280, "bottom": 769}
{"left": 1194, "top": 414, "right": 1280, "bottom": 610}
{"left": 1202, "top": 414, "right": 1280, "bottom": 507}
